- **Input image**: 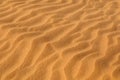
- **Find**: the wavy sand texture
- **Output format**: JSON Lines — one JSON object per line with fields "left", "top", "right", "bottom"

{"left": 0, "top": 0, "right": 120, "bottom": 80}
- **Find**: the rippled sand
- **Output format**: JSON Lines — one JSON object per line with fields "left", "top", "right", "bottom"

{"left": 0, "top": 0, "right": 120, "bottom": 80}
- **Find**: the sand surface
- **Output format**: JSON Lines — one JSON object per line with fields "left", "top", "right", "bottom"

{"left": 0, "top": 0, "right": 120, "bottom": 80}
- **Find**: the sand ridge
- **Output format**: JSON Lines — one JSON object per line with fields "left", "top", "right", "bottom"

{"left": 0, "top": 0, "right": 120, "bottom": 80}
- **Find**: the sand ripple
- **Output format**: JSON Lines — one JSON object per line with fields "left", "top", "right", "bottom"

{"left": 0, "top": 0, "right": 120, "bottom": 80}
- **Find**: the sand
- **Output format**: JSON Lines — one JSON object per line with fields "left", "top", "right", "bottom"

{"left": 0, "top": 0, "right": 120, "bottom": 80}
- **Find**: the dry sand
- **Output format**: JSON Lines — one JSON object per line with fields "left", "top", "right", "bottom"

{"left": 0, "top": 0, "right": 120, "bottom": 80}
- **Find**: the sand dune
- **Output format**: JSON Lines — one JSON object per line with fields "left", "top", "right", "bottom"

{"left": 0, "top": 0, "right": 120, "bottom": 80}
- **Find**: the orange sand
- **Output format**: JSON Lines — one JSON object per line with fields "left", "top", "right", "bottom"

{"left": 0, "top": 0, "right": 120, "bottom": 80}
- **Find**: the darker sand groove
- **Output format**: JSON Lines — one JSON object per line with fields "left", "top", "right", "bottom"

{"left": 0, "top": 0, "right": 120, "bottom": 80}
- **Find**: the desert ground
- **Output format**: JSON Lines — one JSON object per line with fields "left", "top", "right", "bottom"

{"left": 0, "top": 0, "right": 120, "bottom": 80}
